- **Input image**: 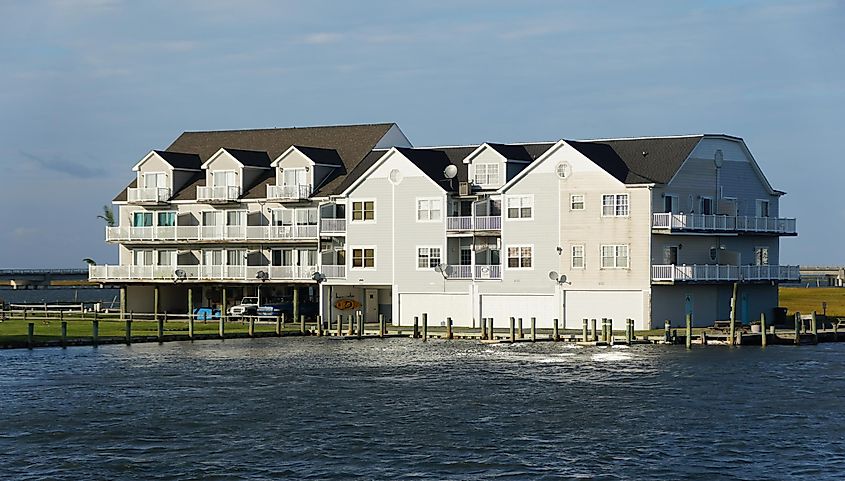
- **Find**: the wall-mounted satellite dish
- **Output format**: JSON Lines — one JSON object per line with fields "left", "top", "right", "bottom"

{"left": 444, "top": 165, "right": 458, "bottom": 179}
{"left": 548, "top": 271, "right": 559, "bottom": 281}
{"left": 256, "top": 270, "right": 268, "bottom": 281}
{"left": 434, "top": 263, "right": 451, "bottom": 278}
{"left": 311, "top": 271, "right": 327, "bottom": 283}
{"left": 714, "top": 149, "right": 724, "bottom": 168}
{"left": 174, "top": 269, "right": 187, "bottom": 280}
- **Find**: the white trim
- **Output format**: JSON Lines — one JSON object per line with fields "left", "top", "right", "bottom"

{"left": 571, "top": 244, "right": 585, "bottom": 269}
{"left": 504, "top": 194, "right": 534, "bottom": 221}
{"left": 201, "top": 148, "right": 233, "bottom": 169}
{"left": 499, "top": 140, "right": 566, "bottom": 193}
{"left": 349, "top": 245, "right": 376, "bottom": 270}
{"left": 461, "top": 143, "right": 504, "bottom": 165}
{"left": 505, "top": 244, "right": 534, "bottom": 270}
{"left": 340, "top": 148, "right": 445, "bottom": 196}
{"left": 415, "top": 197, "right": 443, "bottom": 222}
{"left": 415, "top": 245, "right": 443, "bottom": 271}
{"left": 601, "top": 193, "right": 630, "bottom": 217}
{"left": 570, "top": 193, "right": 585, "bottom": 211}
{"left": 350, "top": 198, "right": 376, "bottom": 223}
{"left": 599, "top": 244, "right": 629, "bottom": 269}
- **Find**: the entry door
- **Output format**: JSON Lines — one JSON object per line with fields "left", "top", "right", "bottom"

{"left": 663, "top": 246, "right": 679, "bottom": 265}
{"left": 364, "top": 288, "right": 379, "bottom": 323}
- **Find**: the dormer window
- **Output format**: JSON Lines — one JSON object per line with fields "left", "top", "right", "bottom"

{"left": 143, "top": 172, "right": 166, "bottom": 190}
{"left": 283, "top": 168, "right": 307, "bottom": 187}
{"left": 213, "top": 170, "right": 237, "bottom": 188}
{"left": 474, "top": 163, "right": 500, "bottom": 187}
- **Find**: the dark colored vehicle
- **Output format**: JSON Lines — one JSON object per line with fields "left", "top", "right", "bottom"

{"left": 193, "top": 307, "right": 221, "bottom": 321}
{"left": 257, "top": 298, "right": 319, "bottom": 319}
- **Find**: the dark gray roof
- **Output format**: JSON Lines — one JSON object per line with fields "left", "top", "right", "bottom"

{"left": 567, "top": 136, "right": 702, "bottom": 184}
{"left": 154, "top": 150, "right": 202, "bottom": 170}
{"left": 221, "top": 148, "right": 272, "bottom": 168}
{"left": 486, "top": 143, "right": 536, "bottom": 162}
{"left": 294, "top": 146, "right": 344, "bottom": 167}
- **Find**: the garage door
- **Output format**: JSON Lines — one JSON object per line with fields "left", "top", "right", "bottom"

{"left": 398, "top": 293, "right": 471, "bottom": 327}
{"left": 564, "top": 290, "right": 645, "bottom": 330}
{"left": 480, "top": 294, "right": 557, "bottom": 329}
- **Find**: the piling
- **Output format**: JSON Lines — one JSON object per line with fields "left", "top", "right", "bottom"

{"left": 481, "top": 318, "right": 487, "bottom": 340}
{"left": 249, "top": 317, "right": 255, "bottom": 337}
{"left": 625, "top": 319, "right": 632, "bottom": 344}
{"left": 811, "top": 311, "right": 818, "bottom": 342}
{"left": 61, "top": 321, "right": 67, "bottom": 348}
{"left": 356, "top": 311, "right": 363, "bottom": 339}
{"left": 153, "top": 285, "right": 160, "bottom": 329}
{"left": 125, "top": 318, "right": 132, "bottom": 345}
{"left": 276, "top": 316, "right": 283, "bottom": 336}
{"left": 582, "top": 318, "right": 588, "bottom": 342}
{"left": 300, "top": 314, "right": 306, "bottom": 335}
{"left": 518, "top": 317, "right": 524, "bottom": 339}
{"left": 187, "top": 287, "right": 193, "bottom": 327}
{"left": 378, "top": 314, "right": 385, "bottom": 338}
{"left": 664, "top": 320, "right": 671, "bottom": 343}
{"left": 446, "top": 317, "right": 453, "bottom": 340}
{"left": 608, "top": 319, "right": 614, "bottom": 345}
{"left": 530, "top": 317, "right": 536, "bottom": 342}
{"left": 292, "top": 288, "right": 300, "bottom": 329}
{"left": 794, "top": 312, "right": 801, "bottom": 345}
{"left": 27, "top": 322, "right": 34, "bottom": 349}
{"left": 336, "top": 315, "right": 342, "bottom": 337}
{"left": 188, "top": 314, "right": 195, "bottom": 340}
{"left": 729, "top": 281, "right": 738, "bottom": 347}
{"left": 685, "top": 313, "right": 692, "bottom": 350}
{"left": 488, "top": 317, "right": 494, "bottom": 340}
{"left": 601, "top": 318, "right": 608, "bottom": 343}
{"left": 760, "top": 313, "right": 767, "bottom": 348}
{"left": 701, "top": 330, "right": 708, "bottom": 346}
{"left": 157, "top": 314, "right": 164, "bottom": 342}
{"left": 422, "top": 313, "right": 428, "bottom": 342}
{"left": 92, "top": 319, "right": 99, "bottom": 347}
{"left": 119, "top": 285, "right": 126, "bottom": 323}
{"left": 222, "top": 288, "right": 227, "bottom": 325}
{"left": 413, "top": 316, "right": 420, "bottom": 339}
{"left": 553, "top": 318, "right": 560, "bottom": 342}
{"left": 590, "top": 318, "right": 597, "bottom": 342}
{"left": 317, "top": 315, "right": 323, "bottom": 337}
{"left": 348, "top": 314, "right": 354, "bottom": 336}
{"left": 509, "top": 317, "right": 516, "bottom": 343}
{"left": 219, "top": 315, "right": 225, "bottom": 339}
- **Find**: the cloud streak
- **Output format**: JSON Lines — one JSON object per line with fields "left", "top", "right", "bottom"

{"left": 19, "top": 151, "right": 107, "bottom": 178}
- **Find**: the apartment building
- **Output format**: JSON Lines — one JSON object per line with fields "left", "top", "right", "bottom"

{"left": 91, "top": 123, "right": 798, "bottom": 329}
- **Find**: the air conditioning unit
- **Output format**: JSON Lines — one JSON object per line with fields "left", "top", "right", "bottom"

{"left": 459, "top": 181, "right": 471, "bottom": 196}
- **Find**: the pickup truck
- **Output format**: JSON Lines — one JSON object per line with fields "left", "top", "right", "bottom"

{"left": 227, "top": 297, "right": 259, "bottom": 318}
{"left": 257, "top": 298, "right": 319, "bottom": 319}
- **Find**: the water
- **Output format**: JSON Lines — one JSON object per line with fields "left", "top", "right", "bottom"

{"left": 1, "top": 339, "right": 844, "bottom": 480}
{"left": 0, "top": 287, "right": 119, "bottom": 306}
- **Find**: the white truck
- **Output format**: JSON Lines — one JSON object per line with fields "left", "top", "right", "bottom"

{"left": 227, "top": 297, "right": 259, "bottom": 318}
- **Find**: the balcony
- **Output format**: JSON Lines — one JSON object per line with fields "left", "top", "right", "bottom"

{"left": 652, "top": 213, "right": 797, "bottom": 235}
{"left": 652, "top": 264, "right": 800, "bottom": 283}
{"left": 446, "top": 215, "right": 502, "bottom": 232}
{"left": 197, "top": 186, "right": 241, "bottom": 203}
{"left": 321, "top": 265, "right": 346, "bottom": 278}
{"left": 267, "top": 184, "right": 311, "bottom": 201}
{"left": 444, "top": 264, "right": 501, "bottom": 280}
{"left": 105, "top": 225, "right": 319, "bottom": 243}
{"left": 127, "top": 187, "right": 171, "bottom": 205}
{"left": 320, "top": 218, "right": 346, "bottom": 234}
{"left": 89, "top": 264, "right": 319, "bottom": 282}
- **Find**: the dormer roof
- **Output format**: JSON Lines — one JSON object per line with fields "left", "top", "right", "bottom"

{"left": 131, "top": 150, "right": 202, "bottom": 171}
{"left": 271, "top": 145, "right": 344, "bottom": 168}
{"left": 202, "top": 148, "right": 272, "bottom": 169}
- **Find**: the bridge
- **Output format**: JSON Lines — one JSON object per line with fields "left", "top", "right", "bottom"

{"left": 0, "top": 269, "right": 91, "bottom": 289}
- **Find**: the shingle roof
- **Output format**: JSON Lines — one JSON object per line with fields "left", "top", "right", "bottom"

{"left": 294, "top": 146, "right": 344, "bottom": 167}
{"left": 486, "top": 143, "right": 537, "bottom": 162}
{"left": 567, "top": 136, "right": 703, "bottom": 184}
{"left": 153, "top": 150, "right": 202, "bottom": 170}
{"left": 221, "top": 148, "right": 272, "bottom": 168}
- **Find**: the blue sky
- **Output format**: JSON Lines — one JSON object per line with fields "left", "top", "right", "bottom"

{"left": 0, "top": 0, "right": 842, "bottom": 267}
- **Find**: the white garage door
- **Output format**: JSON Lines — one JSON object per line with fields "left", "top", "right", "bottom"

{"left": 564, "top": 290, "right": 645, "bottom": 330}
{"left": 398, "top": 293, "right": 472, "bottom": 327}
{"left": 480, "top": 294, "right": 557, "bottom": 329}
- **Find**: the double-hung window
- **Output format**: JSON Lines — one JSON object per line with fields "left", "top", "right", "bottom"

{"left": 506, "top": 245, "right": 533, "bottom": 269}
{"left": 600, "top": 245, "right": 629, "bottom": 269}
{"left": 571, "top": 245, "right": 585, "bottom": 269}
{"left": 602, "top": 194, "right": 629, "bottom": 217}
{"left": 133, "top": 249, "right": 154, "bottom": 266}
{"left": 352, "top": 201, "right": 375, "bottom": 222}
{"left": 506, "top": 195, "right": 533, "bottom": 219}
{"left": 474, "top": 163, "right": 500, "bottom": 187}
{"left": 417, "top": 199, "right": 442, "bottom": 221}
{"left": 417, "top": 247, "right": 442, "bottom": 269}
{"left": 133, "top": 212, "right": 153, "bottom": 227}
{"left": 352, "top": 248, "right": 375, "bottom": 268}
{"left": 570, "top": 194, "right": 585, "bottom": 211}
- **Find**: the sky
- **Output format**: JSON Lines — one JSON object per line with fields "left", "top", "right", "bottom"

{"left": 0, "top": 0, "right": 842, "bottom": 268}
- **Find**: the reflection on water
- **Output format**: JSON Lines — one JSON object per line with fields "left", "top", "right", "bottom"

{"left": 1, "top": 338, "right": 844, "bottom": 480}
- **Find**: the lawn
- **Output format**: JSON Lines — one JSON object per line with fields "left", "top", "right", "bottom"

{"left": 779, "top": 287, "right": 845, "bottom": 317}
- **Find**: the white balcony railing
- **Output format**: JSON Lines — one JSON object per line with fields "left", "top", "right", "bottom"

{"left": 197, "top": 186, "right": 241, "bottom": 202}
{"left": 89, "top": 264, "right": 319, "bottom": 282}
{"left": 652, "top": 213, "right": 797, "bottom": 235}
{"left": 127, "top": 187, "right": 171, "bottom": 204}
{"left": 320, "top": 218, "right": 346, "bottom": 233}
{"left": 449, "top": 265, "right": 473, "bottom": 279}
{"left": 322, "top": 265, "right": 346, "bottom": 278}
{"left": 267, "top": 184, "right": 312, "bottom": 200}
{"left": 106, "top": 224, "right": 319, "bottom": 242}
{"left": 446, "top": 216, "right": 502, "bottom": 231}
{"left": 474, "top": 264, "right": 502, "bottom": 279}
{"left": 651, "top": 264, "right": 800, "bottom": 282}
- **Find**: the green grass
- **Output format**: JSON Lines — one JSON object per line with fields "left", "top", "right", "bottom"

{"left": 779, "top": 287, "right": 845, "bottom": 318}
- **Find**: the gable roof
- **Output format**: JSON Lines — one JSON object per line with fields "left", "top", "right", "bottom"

{"left": 567, "top": 136, "right": 703, "bottom": 184}
{"left": 485, "top": 143, "right": 537, "bottom": 162}
{"left": 214, "top": 148, "right": 272, "bottom": 168}
{"left": 294, "top": 146, "right": 344, "bottom": 167}
{"left": 153, "top": 150, "right": 202, "bottom": 170}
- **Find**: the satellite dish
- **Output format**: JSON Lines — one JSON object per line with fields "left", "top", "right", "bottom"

{"left": 256, "top": 270, "right": 268, "bottom": 281}
{"left": 311, "top": 271, "right": 327, "bottom": 283}
{"left": 174, "top": 269, "right": 187, "bottom": 280}
{"left": 444, "top": 165, "right": 458, "bottom": 179}
{"left": 548, "top": 271, "right": 559, "bottom": 281}
{"left": 388, "top": 169, "right": 403, "bottom": 185}
{"left": 714, "top": 149, "right": 724, "bottom": 168}
{"left": 434, "top": 263, "right": 452, "bottom": 277}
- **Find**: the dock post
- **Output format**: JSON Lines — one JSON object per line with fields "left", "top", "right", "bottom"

{"left": 446, "top": 317, "right": 453, "bottom": 340}
{"left": 422, "top": 313, "right": 428, "bottom": 342}
{"left": 582, "top": 318, "right": 588, "bottom": 342}
{"left": 154, "top": 285, "right": 160, "bottom": 329}
{"left": 221, "top": 287, "right": 227, "bottom": 326}
{"left": 701, "top": 330, "right": 708, "bottom": 346}
{"left": 601, "top": 318, "right": 607, "bottom": 343}
{"left": 336, "top": 315, "right": 342, "bottom": 337}
{"left": 685, "top": 313, "right": 692, "bottom": 350}
{"left": 292, "top": 288, "right": 299, "bottom": 331}
{"left": 488, "top": 317, "right": 494, "bottom": 340}
{"left": 664, "top": 320, "right": 671, "bottom": 343}
{"left": 317, "top": 315, "right": 323, "bottom": 337}
{"left": 218, "top": 314, "right": 225, "bottom": 339}
{"left": 157, "top": 313, "right": 164, "bottom": 342}
{"left": 625, "top": 319, "right": 632, "bottom": 345}
{"left": 347, "top": 314, "right": 354, "bottom": 336}
{"left": 530, "top": 317, "right": 536, "bottom": 342}
{"left": 187, "top": 287, "right": 193, "bottom": 329}
{"left": 300, "top": 314, "right": 306, "bottom": 334}
{"left": 188, "top": 313, "right": 195, "bottom": 340}
{"left": 510, "top": 317, "right": 516, "bottom": 343}
{"left": 481, "top": 317, "right": 487, "bottom": 340}
{"left": 119, "top": 285, "right": 126, "bottom": 323}
{"left": 760, "top": 313, "right": 767, "bottom": 348}
{"left": 591, "top": 318, "right": 597, "bottom": 342}
{"left": 413, "top": 316, "right": 420, "bottom": 339}
{"left": 553, "top": 318, "right": 560, "bottom": 342}
{"left": 276, "top": 316, "right": 282, "bottom": 336}
{"left": 249, "top": 316, "right": 255, "bottom": 337}
{"left": 61, "top": 321, "right": 67, "bottom": 348}
{"left": 518, "top": 317, "right": 524, "bottom": 339}
{"left": 729, "top": 281, "right": 738, "bottom": 346}
{"left": 608, "top": 319, "right": 614, "bottom": 346}
{"left": 356, "top": 311, "right": 363, "bottom": 339}
{"left": 125, "top": 318, "right": 132, "bottom": 345}
{"left": 378, "top": 314, "right": 384, "bottom": 338}
{"left": 92, "top": 319, "right": 99, "bottom": 347}
{"left": 794, "top": 312, "right": 801, "bottom": 345}
{"left": 811, "top": 311, "right": 818, "bottom": 342}
{"left": 27, "top": 322, "right": 34, "bottom": 349}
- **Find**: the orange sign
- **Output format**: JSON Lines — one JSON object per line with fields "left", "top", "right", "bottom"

{"left": 334, "top": 299, "right": 361, "bottom": 311}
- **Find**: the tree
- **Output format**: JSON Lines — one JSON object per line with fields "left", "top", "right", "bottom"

{"left": 97, "top": 205, "right": 115, "bottom": 227}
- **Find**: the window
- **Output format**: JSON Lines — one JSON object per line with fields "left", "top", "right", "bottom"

{"left": 506, "top": 195, "right": 533, "bottom": 219}
{"left": 602, "top": 194, "right": 629, "bottom": 216}
{"left": 601, "top": 245, "right": 629, "bottom": 269}
{"left": 352, "top": 201, "right": 375, "bottom": 221}
{"left": 213, "top": 171, "right": 237, "bottom": 187}
{"left": 202, "top": 211, "right": 221, "bottom": 226}
{"left": 417, "top": 198, "right": 442, "bottom": 221}
{"left": 460, "top": 246, "right": 472, "bottom": 266}
{"left": 417, "top": 247, "right": 442, "bottom": 269}
{"left": 132, "top": 212, "right": 153, "bottom": 227}
{"left": 571, "top": 245, "right": 585, "bottom": 269}
{"left": 352, "top": 248, "right": 375, "bottom": 268}
{"left": 227, "top": 249, "right": 245, "bottom": 266}
{"left": 474, "top": 163, "right": 500, "bottom": 186}
{"left": 143, "top": 172, "right": 166, "bottom": 189}
{"left": 663, "top": 246, "right": 678, "bottom": 265}
{"left": 506, "top": 245, "right": 533, "bottom": 269}
{"left": 570, "top": 194, "right": 585, "bottom": 211}
{"left": 133, "top": 250, "right": 153, "bottom": 266}
{"left": 157, "top": 212, "right": 175, "bottom": 227}
{"left": 664, "top": 195, "right": 678, "bottom": 214}
{"left": 700, "top": 196, "right": 714, "bottom": 215}
{"left": 296, "top": 208, "right": 318, "bottom": 226}
{"left": 756, "top": 199, "right": 770, "bottom": 218}
{"left": 203, "top": 249, "right": 223, "bottom": 266}
{"left": 157, "top": 250, "right": 176, "bottom": 266}
{"left": 754, "top": 247, "right": 769, "bottom": 266}
{"left": 283, "top": 168, "right": 307, "bottom": 187}
{"left": 226, "top": 210, "right": 244, "bottom": 226}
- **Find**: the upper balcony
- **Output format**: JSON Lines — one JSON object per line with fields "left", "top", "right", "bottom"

{"left": 127, "top": 187, "right": 171, "bottom": 205}
{"left": 267, "top": 184, "right": 312, "bottom": 202}
{"left": 444, "top": 264, "right": 502, "bottom": 280}
{"left": 320, "top": 218, "right": 346, "bottom": 234}
{"left": 105, "top": 225, "right": 318, "bottom": 243}
{"left": 89, "top": 264, "right": 319, "bottom": 282}
{"left": 197, "top": 186, "right": 241, "bottom": 203}
{"left": 652, "top": 264, "right": 800, "bottom": 284}
{"left": 446, "top": 215, "right": 502, "bottom": 232}
{"left": 652, "top": 213, "right": 797, "bottom": 236}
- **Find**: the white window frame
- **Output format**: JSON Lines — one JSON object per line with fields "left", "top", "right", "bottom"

{"left": 416, "top": 246, "right": 442, "bottom": 270}
{"left": 156, "top": 211, "right": 176, "bottom": 227}
{"left": 473, "top": 162, "right": 500, "bottom": 187}
{"left": 505, "top": 194, "right": 534, "bottom": 220}
{"left": 505, "top": 244, "right": 533, "bottom": 270}
{"left": 416, "top": 198, "right": 442, "bottom": 222}
{"left": 601, "top": 194, "right": 629, "bottom": 217}
{"left": 570, "top": 194, "right": 585, "bottom": 211}
{"left": 133, "top": 249, "right": 154, "bottom": 266}
{"left": 157, "top": 249, "right": 177, "bottom": 266}
{"left": 756, "top": 199, "right": 770, "bottom": 218}
{"left": 282, "top": 167, "right": 308, "bottom": 187}
{"left": 600, "top": 244, "right": 629, "bottom": 269}
{"left": 142, "top": 171, "right": 167, "bottom": 189}
{"left": 699, "top": 196, "right": 714, "bottom": 215}
{"left": 350, "top": 199, "right": 376, "bottom": 223}
{"left": 350, "top": 246, "right": 376, "bottom": 270}
{"left": 571, "top": 244, "right": 585, "bottom": 269}
{"left": 212, "top": 170, "right": 238, "bottom": 187}
{"left": 132, "top": 211, "right": 153, "bottom": 227}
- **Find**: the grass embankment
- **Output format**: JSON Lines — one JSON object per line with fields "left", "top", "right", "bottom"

{"left": 778, "top": 287, "right": 845, "bottom": 318}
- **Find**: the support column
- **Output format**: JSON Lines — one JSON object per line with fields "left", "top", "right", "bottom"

{"left": 221, "top": 286, "right": 227, "bottom": 324}
{"left": 153, "top": 285, "right": 160, "bottom": 324}
{"left": 293, "top": 287, "right": 300, "bottom": 328}
{"left": 119, "top": 285, "right": 126, "bottom": 322}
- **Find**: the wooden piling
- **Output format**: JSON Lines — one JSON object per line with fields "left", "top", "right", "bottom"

{"left": 317, "top": 315, "right": 323, "bottom": 337}
{"left": 518, "top": 317, "right": 524, "bottom": 339}
{"left": 760, "top": 313, "right": 767, "bottom": 348}
{"left": 701, "top": 330, "right": 708, "bottom": 346}
{"left": 553, "top": 318, "right": 560, "bottom": 342}
{"left": 221, "top": 287, "right": 227, "bottom": 325}
{"left": 188, "top": 313, "right": 195, "bottom": 340}
{"left": 219, "top": 314, "right": 225, "bottom": 339}
{"left": 685, "top": 313, "right": 692, "bottom": 349}
{"left": 348, "top": 314, "right": 354, "bottom": 336}
{"left": 92, "top": 319, "right": 99, "bottom": 347}
{"left": 413, "top": 316, "right": 420, "bottom": 339}
{"left": 446, "top": 317, "right": 453, "bottom": 340}
{"left": 292, "top": 287, "right": 300, "bottom": 329}
{"left": 664, "top": 320, "right": 671, "bottom": 342}
{"left": 27, "top": 322, "right": 34, "bottom": 349}
{"left": 125, "top": 318, "right": 132, "bottom": 345}
{"left": 187, "top": 287, "right": 193, "bottom": 326}
{"left": 608, "top": 319, "right": 614, "bottom": 346}
{"left": 378, "top": 314, "right": 384, "bottom": 338}
{"left": 300, "top": 314, "right": 306, "bottom": 335}
{"left": 811, "top": 311, "right": 818, "bottom": 342}
{"left": 794, "top": 312, "right": 801, "bottom": 345}
{"left": 61, "top": 321, "right": 67, "bottom": 348}
{"left": 481, "top": 317, "right": 487, "bottom": 340}
{"left": 601, "top": 318, "right": 608, "bottom": 343}
{"left": 336, "top": 315, "right": 342, "bottom": 337}
{"left": 625, "top": 319, "right": 632, "bottom": 344}
{"left": 530, "top": 317, "right": 536, "bottom": 342}
{"left": 590, "top": 318, "right": 597, "bottom": 342}
{"left": 157, "top": 314, "right": 164, "bottom": 342}
{"left": 422, "top": 313, "right": 428, "bottom": 342}
{"left": 276, "top": 315, "right": 283, "bottom": 336}
{"left": 153, "top": 285, "right": 160, "bottom": 328}
{"left": 119, "top": 285, "right": 126, "bottom": 323}
{"left": 582, "top": 318, "right": 588, "bottom": 342}
{"left": 729, "top": 281, "right": 738, "bottom": 347}
{"left": 249, "top": 316, "right": 255, "bottom": 337}
{"left": 488, "top": 317, "right": 494, "bottom": 340}
{"left": 356, "top": 311, "right": 363, "bottom": 339}
{"left": 509, "top": 317, "right": 516, "bottom": 343}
